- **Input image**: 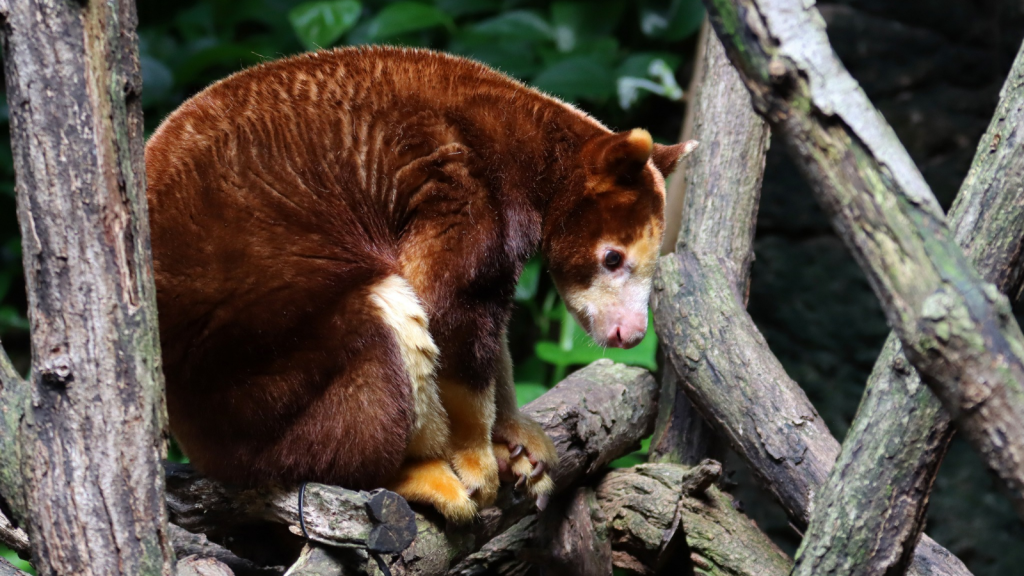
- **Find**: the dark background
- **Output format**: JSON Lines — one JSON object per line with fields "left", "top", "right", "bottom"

{"left": 1, "top": 0, "right": 1022, "bottom": 573}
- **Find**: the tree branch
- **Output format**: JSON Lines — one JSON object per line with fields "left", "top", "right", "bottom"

{"left": 0, "top": 557, "right": 28, "bottom": 576}
{"left": 0, "top": 345, "right": 25, "bottom": 514}
{"left": 446, "top": 461, "right": 791, "bottom": 576}
{"left": 297, "top": 461, "right": 789, "bottom": 576}
{"left": 792, "top": 36, "right": 1024, "bottom": 576}
{"left": 702, "top": 0, "right": 1024, "bottom": 521}
{"left": 597, "top": 462, "right": 790, "bottom": 576}
{"left": 652, "top": 251, "right": 839, "bottom": 521}
{"left": 169, "top": 524, "right": 284, "bottom": 576}
{"left": 167, "top": 361, "right": 659, "bottom": 575}
{"left": 651, "top": 251, "right": 970, "bottom": 575}
{"left": 0, "top": 510, "right": 28, "bottom": 557}
{"left": 650, "top": 15, "right": 769, "bottom": 467}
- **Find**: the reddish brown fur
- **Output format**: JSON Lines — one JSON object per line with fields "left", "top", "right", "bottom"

{"left": 146, "top": 46, "right": 683, "bottom": 493}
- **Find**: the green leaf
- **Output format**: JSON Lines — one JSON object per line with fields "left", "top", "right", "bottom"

{"left": 639, "top": 0, "right": 705, "bottom": 41}
{"left": 537, "top": 36, "right": 618, "bottom": 67}
{"left": 608, "top": 451, "right": 645, "bottom": 468}
{"left": 0, "top": 546, "right": 33, "bottom": 574}
{"left": 534, "top": 312, "right": 658, "bottom": 371}
{"left": 365, "top": 2, "right": 455, "bottom": 41}
{"left": 435, "top": 0, "right": 502, "bottom": 17}
{"left": 531, "top": 55, "right": 615, "bottom": 102}
{"left": 140, "top": 55, "right": 174, "bottom": 108}
{"left": 448, "top": 39, "right": 541, "bottom": 78}
{"left": 550, "top": 1, "right": 626, "bottom": 52}
{"left": 467, "top": 10, "right": 553, "bottom": 43}
{"left": 0, "top": 306, "right": 29, "bottom": 332}
{"left": 616, "top": 52, "right": 681, "bottom": 78}
{"left": 513, "top": 353, "right": 548, "bottom": 384}
{"left": 289, "top": 1, "right": 362, "bottom": 51}
{"left": 515, "top": 382, "right": 548, "bottom": 407}
{"left": 514, "top": 257, "right": 542, "bottom": 302}
{"left": 616, "top": 57, "right": 683, "bottom": 110}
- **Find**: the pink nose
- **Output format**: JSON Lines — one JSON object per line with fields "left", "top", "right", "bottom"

{"left": 605, "top": 317, "right": 647, "bottom": 349}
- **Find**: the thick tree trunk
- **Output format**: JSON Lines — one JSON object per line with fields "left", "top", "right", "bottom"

{"left": 792, "top": 37, "right": 1024, "bottom": 576}
{"left": 701, "top": 0, "right": 1024, "bottom": 521}
{"left": 649, "top": 17, "right": 770, "bottom": 467}
{"left": 0, "top": 0, "right": 172, "bottom": 574}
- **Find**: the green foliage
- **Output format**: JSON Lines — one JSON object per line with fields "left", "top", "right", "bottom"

{"left": 288, "top": 1, "right": 362, "bottom": 50}
{"left": 0, "top": 547, "right": 33, "bottom": 574}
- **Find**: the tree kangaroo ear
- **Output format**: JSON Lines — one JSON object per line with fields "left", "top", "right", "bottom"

{"left": 591, "top": 128, "right": 655, "bottom": 177}
{"left": 652, "top": 140, "right": 699, "bottom": 176}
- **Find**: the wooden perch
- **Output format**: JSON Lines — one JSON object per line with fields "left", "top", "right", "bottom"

{"left": 652, "top": 251, "right": 839, "bottom": 520}
{"left": 169, "top": 524, "right": 284, "bottom": 576}
{"left": 446, "top": 461, "right": 790, "bottom": 576}
{"left": 167, "top": 360, "right": 659, "bottom": 574}
{"left": 702, "top": 0, "right": 1024, "bottom": 520}
{"left": 169, "top": 362, "right": 795, "bottom": 576}
{"left": 597, "top": 462, "right": 790, "bottom": 576}
{"left": 652, "top": 203, "right": 968, "bottom": 574}
{"left": 791, "top": 36, "right": 1024, "bottom": 576}
{"left": 0, "top": 510, "right": 28, "bottom": 557}
{"left": 649, "top": 17, "right": 770, "bottom": 467}
{"left": 0, "top": 558, "right": 28, "bottom": 576}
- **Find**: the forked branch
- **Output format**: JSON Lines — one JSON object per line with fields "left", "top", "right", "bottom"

{"left": 702, "top": 0, "right": 1024, "bottom": 522}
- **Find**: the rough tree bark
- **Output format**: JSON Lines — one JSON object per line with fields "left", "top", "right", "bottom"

{"left": 792, "top": 37, "right": 1024, "bottom": 576}
{"left": 701, "top": 0, "right": 1024, "bottom": 521}
{"left": 269, "top": 461, "right": 790, "bottom": 576}
{"left": 0, "top": 0, "right": 173, "bottom": 574}
{"left": 649, "top": 15, "right": 770, "bottom": 466}
{"left": 0, "top": 558, "right": 27, "bottom": 576}
{"left": 649, "top": 39, "right": 972, "bottom": 576}
{"left": 596, "top": 462, "right": 789, "bottom": 576}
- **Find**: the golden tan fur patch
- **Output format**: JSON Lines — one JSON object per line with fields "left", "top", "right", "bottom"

{"left": 368, "top": 275, "right": 448, "bottom": 458}
{"left": 440, "top": 378, "right": 499, "bottom": 507}
{"left": 387, "top": 458, "right": 476, "bottom": 523}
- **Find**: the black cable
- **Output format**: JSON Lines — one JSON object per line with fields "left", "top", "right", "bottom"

{"left": 298, "top": 481, "right": 310, "bottom": 539}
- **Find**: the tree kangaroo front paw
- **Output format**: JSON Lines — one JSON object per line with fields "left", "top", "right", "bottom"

{"left": 450, "top": 444, "right": 500, "bottom": 508}
{"left": 493, "top": 415, "right": 558, "bottom": 508}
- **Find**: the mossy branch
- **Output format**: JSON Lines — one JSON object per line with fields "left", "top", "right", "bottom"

{"left": 0, "top": 344, "right": 25, "bottom": 515}
{"left": 792, "top": 36, "right": 1024, "bottom": 576}
{"left": 702, "top": 0, "right": 1024, "bottom": 522}
{"left": 649, "top": 16, "right": 769, "bottom": 466}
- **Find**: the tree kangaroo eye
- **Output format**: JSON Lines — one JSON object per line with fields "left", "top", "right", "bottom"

{"left": 603, "top": 250, "right": 624, "bottom": 270}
